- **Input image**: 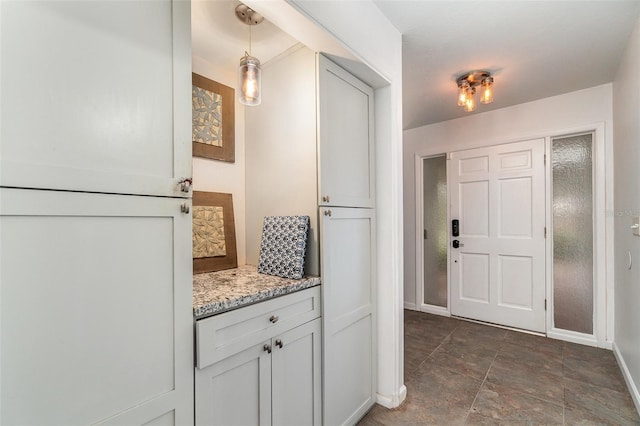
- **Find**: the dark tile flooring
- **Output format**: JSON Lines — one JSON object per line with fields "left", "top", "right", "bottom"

{"left": 359, "top": 310, "right": 640, "bottom": 425}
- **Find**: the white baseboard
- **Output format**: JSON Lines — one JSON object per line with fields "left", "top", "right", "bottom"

{"left": 376, "top": 385, "right": 407, "bottom": 409}
{"left": 613, "top": 342, "right": 640, "bottom": 415}
{"left": 398, "top": 384, "right": 407, "bottom": 406}
{"left": 419, "top": 304, "right": 450, "bottom": 317}
{"left": 404, "top": 302, "right": 417, "bottom": 311}
{"left": 547, "top": 328, "right": 600, "bottom": 348}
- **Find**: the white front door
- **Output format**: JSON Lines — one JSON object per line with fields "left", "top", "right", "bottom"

{"left": 449, "top": 139, "right": 546, "bottom": 332}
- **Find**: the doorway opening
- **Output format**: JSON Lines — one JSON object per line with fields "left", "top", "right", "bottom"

{"left": 416, "top": 129, "right": 604, "bottom": 345}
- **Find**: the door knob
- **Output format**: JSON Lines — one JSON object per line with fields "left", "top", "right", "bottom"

{"left": 452, "top": 240, "right": 464, "bottom": 248}
{"left": 263, "top": 344, "right": 272, "bottom": 354}
{"left": 275, "top": 339, "right": 283, "bottom": 349}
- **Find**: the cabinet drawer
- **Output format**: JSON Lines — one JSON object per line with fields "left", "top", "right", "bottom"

{"left": 196, "top": 286, "right": 321, "bottom": 369}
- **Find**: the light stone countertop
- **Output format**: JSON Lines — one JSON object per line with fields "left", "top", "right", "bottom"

{"left": 193, "top": 264, "right": 321, "bottom": 320}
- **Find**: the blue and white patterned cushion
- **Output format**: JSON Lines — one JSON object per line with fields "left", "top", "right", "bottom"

{"left": 257, "top": 216, "right": 310, "bottom": 280}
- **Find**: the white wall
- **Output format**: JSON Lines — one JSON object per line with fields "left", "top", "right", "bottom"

{"left": 192, "top": 55, "right": 247, "bottom": 266}
{"left": 612, "top": 16, "right": 640, "bottom": 411}
{"left": 404, "top": 85, "right": 614, "bottom": 308}
{"left": 245, "top": 45, "right": 319, "bottom": 276}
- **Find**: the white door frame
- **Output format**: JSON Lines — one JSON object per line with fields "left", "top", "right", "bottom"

{"left": 414, "top": 154, "right": 450, "bottom": 317}
{"left": 545, "top": 122, "right": 610, "bottom": 348}
{"left": 413, "top": 122, "right": 612, "bottom": 348}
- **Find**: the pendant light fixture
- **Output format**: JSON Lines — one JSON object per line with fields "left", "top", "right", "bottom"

{"left": 456, "top": 71, "right": 494, "bottom": 112}
{"left": 235, "top": 3, "right": 263, "bottom": 106}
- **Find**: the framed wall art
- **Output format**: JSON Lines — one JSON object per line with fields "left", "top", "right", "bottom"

{"left": 192, "top": 191, "right": 238, "bottom": 274}
{"left": 192, "top": 72, "right": 235, "bottom": 163}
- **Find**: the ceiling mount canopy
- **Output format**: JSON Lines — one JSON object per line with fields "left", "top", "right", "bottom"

{"left": 235, "top": 3, "right": 263, "bottom": 106}
{"left": 456, "top": 70, "right": 494, "bottom": 112}
{"left": 234, "top": 3, "right": 264, "bottom": 26}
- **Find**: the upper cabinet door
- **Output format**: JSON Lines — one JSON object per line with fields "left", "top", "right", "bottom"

{"left": 317, "top": 54, "right": 375, "bottom": 208}
{"left": 0, "top": 0, "right": 192, "bottom": 198}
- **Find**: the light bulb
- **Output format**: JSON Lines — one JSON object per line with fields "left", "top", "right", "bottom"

{"left": 239, "top": 54, "right": 261, "bottom": 106}
{"left": 480, "top": 76, "right": 494, "bottom": 104}
{"left": 457, "top": 81, "right": 470, "bottom": 106}
{"left": 464, "top": 87, "right": 476, "bottom": 112}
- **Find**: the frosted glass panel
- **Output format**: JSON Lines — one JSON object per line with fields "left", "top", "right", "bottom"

{"left": 423, "top": 156, "right": 447, "bottom": 307}
{"left": 552, "top": 134, "right": 593, "bottom": 334}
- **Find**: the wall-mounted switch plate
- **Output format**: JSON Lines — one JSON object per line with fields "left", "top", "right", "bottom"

{"left": 632, "top": 216, "right": 640, "bottom": 237}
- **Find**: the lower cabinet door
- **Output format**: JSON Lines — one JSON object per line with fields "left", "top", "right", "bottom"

{"left": 271, "top": 318, "right": 322, "bottom": 426}
{"left": 320, "top": 207, "right": 376, "bottom": 426}
{"left": 195, "top": 341, "right": 272, "bottom": 426}
{"left": 0, "top": 188, "right": 193, "bottom": 426}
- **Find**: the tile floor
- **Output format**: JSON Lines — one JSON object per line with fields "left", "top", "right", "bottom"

{"left": 358, "top": 310, "right": 640, "bottom": 425}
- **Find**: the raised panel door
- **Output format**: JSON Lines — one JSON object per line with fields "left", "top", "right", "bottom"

{"left": 449, "top": 139, "right": 546, "bottom": 332}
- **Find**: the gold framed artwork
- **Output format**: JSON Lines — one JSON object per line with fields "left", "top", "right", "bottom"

{"left": 192, "top": 73, "right": 235, "bottom": 163}
{"left": 193, "top": 191, "right": 238, "bottom": 274}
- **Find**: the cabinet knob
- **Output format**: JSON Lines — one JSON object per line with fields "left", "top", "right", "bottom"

{"left": 180, "top": 203, "right": 190, "bottom": 214}
{"left": 263, "top": 344, "right": 272, "bottom": 354}
{"left": 322, "top": 195, "right": 330, "bottom": 203}
{"left": 178, "top": 177, "right": 192, "bottom": 192}
{"left": 275, "top": 339, "right": 283, "bottom": 349}
{"left": 324, "top": 210, "right": 332, "bottom": 217}
{"left": 269, "top": 315, "right": 279, "bottom": 323}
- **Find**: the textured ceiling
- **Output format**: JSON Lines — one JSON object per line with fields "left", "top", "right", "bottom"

{"left": 374, "top": 0, "right": 640, "bottom": 129}
{"left": 193, "top": 1, "right": 640, "bottom": 131}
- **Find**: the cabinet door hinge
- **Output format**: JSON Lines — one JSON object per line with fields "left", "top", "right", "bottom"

{"left": 545, "top": 299, "right": 547, "bottom": 311}
{"left": 544, "top": 154, "right": 547, "bottom": 166}
{"left": 544, "top": 227, "right": 547, "bottom": 238}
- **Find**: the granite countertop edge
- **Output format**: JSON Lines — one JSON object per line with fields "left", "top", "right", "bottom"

{"left": 193, "top": 265, "right": 321, "bottom": 320}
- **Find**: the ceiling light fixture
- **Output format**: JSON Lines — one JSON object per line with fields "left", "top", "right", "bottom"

{"left": 235, "top": 3, "right": 264, "bottom": 106}
{"left": 456, "top": 71, "right": 494, "bottom": 112}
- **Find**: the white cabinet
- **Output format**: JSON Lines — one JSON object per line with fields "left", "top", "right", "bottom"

{"left": 320, "top": 207, "right": 376, "bottom": 426}
{"left": 317, "top": 54, "right": 375, "bottom": 209}
{"left": 0, "top": 1, "right": 193, "bottom": 424}
{"left": 271, "top": 320, "right": 322, "bottom": 426}
{"left": 0, "top": 188, "right": 193, "bottom": 425}
{"left": 244, "top": 51, "right": 377, "bottom": 425}
{"left": 0, "top": 0, "right": 192, "bottom": 198}
{"left": 195, "top": 341, "right": 272, "bottom": 426}
{"left": 317, "top": 55, "right": 377, "bottom": 426}
{"left": 195, "top": 288, "right": 322, "bottom": 426}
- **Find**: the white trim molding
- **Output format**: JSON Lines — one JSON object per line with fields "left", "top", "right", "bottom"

{"left": 613, "top": 342, "right": 640, "bottom": 414}
{"left": 414, "top": 153, "right": 450, "bottom": 315}
{"left": 376, "top": 385, "right": 407, "bottom": 409}
{"left": 404, "top": 302, "right": 418, "bottom": 311}
{"left": 412, "top": 122, "right": 613, "bottom": 345}
{"left": 546, "top": 123, "right": 610, "bottom": 348}
{"left": 419, "top": 304, "right": 450, "bottom": 317}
